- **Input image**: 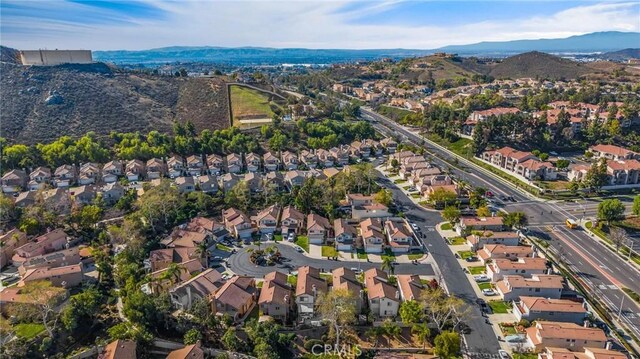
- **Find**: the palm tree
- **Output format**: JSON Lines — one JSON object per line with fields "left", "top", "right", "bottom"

{"left": 381, "top": 256, "right": 395, "bottom": 275}
{"left": 195, "top": 241, "right": 210, "bottom": 262}
{"left": 411, "top": 323, "right": 431, "bottom": 349}
{"left": 161, "top": 263, "right": 186, "bottom": 285}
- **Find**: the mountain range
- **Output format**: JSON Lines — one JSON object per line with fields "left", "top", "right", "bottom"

{"left": 92, "top": 31, "right": 640, "bottom": 65}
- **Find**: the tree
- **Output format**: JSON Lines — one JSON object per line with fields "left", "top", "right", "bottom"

{"left": 476, "top": 206, "right": 491, "bottom": 217}
{"left": 225, "top": 181, "right": 251, "bottom": 213}
{"left": 317, "top": 288, "right": 357, "bottom": 350}
{"left": 136, "top": 180, "right": 185, "bottom": 233}
{"left": 222, "top": 327, "right": 241, "bottom": 351}
{"left": 429, "top": 187, "right": 458, "bottom": 206}
{"left": 412, "top": 323, "right": 431, "bottom": 349}
{"left": 633, "top": 195, "right": 640, "bottom": 216}
{"left": 502, "top": 211, "right": 528, "bottom": 229}
{"left": 73, "top": 204, "right": 103, "bottom": 231}
{"left": 609, "top": 227, "right": 628, "bottom": 253}
{"left": 556, "top": 159, "right": 570, "bottom": 169}
{"left": 583, "top": 158, "right": 608, "bottom": 193}
{"left": 434, "top": 331, "right": 461, "bottom": 358}
{"left": 22, "top": 281, "right": 64, "bottom": 338}
{"left": 184, "top": 328, "right": 203, "bottom": 345}
{"left": 374, "top": 189, "right": 393, "bottom": 207}
{"left": 598, "top": 198, "right": 625, "bottom": 225}
{"left": 294, "top": 176, "right": 324, "bottom": 214}
{"left": 61, "top": 287, "right": 102, "bottom": 331}
{"left": 399, "top": 300, "right": 423, "bottom": 324}
{"left": 381, "top": 257, "right": 395, "bottom": 275}
{"left": 442, "top": 206, "right": 461, "bottom": 225}
{"left": 421, "top": 288, "right": 470, "bottom": 332}
{"left": 381, "top": 319, "right": 401, "bottom": 342}
{"left": 0, "top": 196, "right": 17, "bottom": 231}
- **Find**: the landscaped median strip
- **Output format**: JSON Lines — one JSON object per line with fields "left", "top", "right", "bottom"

{"left": 584, "top": 221, "right": 640, "bottom": 267}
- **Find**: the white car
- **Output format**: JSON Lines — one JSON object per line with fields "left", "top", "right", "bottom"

{"left": 295, "top": 246, "right": 304, "bottom": 253}
{"left": 498, "top": 350, "right": 510, "bottom": 359}
{"left": 482, "top": 288, "right": 496, "bottom": 296}
{"left": 410, "top": 223, "right": 420, "bottom": 231}
{"left": 287, "top": 232, "right": 296, "bottom": 242}
{"left": 474, "top": 275, "right": 490, "bottom": 282}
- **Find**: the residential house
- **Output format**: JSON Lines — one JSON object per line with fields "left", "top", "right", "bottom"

{"left": 0, "top": 286, "right": 68, "bottom": 314}
{"left": 300, "top": 150, "right": 318, "bottom": 169}
{"left": 514, "top": 296, "right": 587, "bottom": 324}
{"left": 456, "top": 217, "right": 505, "bottom": 235}
{"left": 316, "top": 149, "right": 335, "bottom": 168}
{"left": 332, "top": 267, "right": 364, "bottom": 313}
{"left": 347, "top": 193, "right": 390, "bottom": 220}
{"left": 42, "top": 188, "right": 72, "bottom": 214}
{"left": 175, "top": 176, "right": 195, "bottom": 194}
{"left": 526, "top": 321, "right": 607, "bottom": 352}
{"left": 12, "top": 229, "right": 69, "bottom": 265}
{"left": 186, "top": 155, "right": 204, "bottom": 176}
{"left": 478, "top": 244, "right": 534, "bottom": 264}
{"left": 464, "top": 108, "right": 521, "bottom": 135}
{"left": 212, "top": 276, "right": 257, "bottom": 321}
{"left": 245, "top": 153, "right": 261, "bottom": 173}
{"left": 263, "top": 152, "right": 280, "bottom": 172}
{"left": 147, "top": 259, "right": 204, "bottom": 294}
{"left": 334, "top": 219, "right": 357, "bottom": 251}
{"left": 537, "top": 347, "right": 625, "bottom": 359}
{"left": 244, "top": 172, "right": 263, "bottom": 193}
{"left": 351, "top": 141, "right": 371, "bottom": 158}
{"left": 496, "top": 274, "right": 564, "bottom": 301}
{"left": 0, "top": 229, "right": 28, "bottom": 268}
{"left": 296, "top": 266, "right": 328, "bottom": 321}
{"left": 20, "top": 263, "right": 83, "bottom": 288}
{"left": 589, "top": 144, "right": 638, "bottom": 161}
{"left": 102, "top": 161, "right": 123, "bottom": 183}
{"left": 184, "top": 216, "right": 227, "bottom": 241}
{"left": 167, "top": 156, "right": 185, "bottom": 178}
{"left": 281, "top": 206, "right": 305, "bottom": 235}
{"left": 161, "top": 229, "right": 210, "bottom": 249}
{"left": 197, "top": 174, "right": 218, "bottom": 193}
{"left": 306, "top": 168, "right": 327, "bottom": 181}
{"left": 409, "top": 168, "right": 444, "bottom": 187}
{"left": 53, "top": 164, "right": 76, "bottom": 188}
{"left": 481, "top": 147, "right": 537, "bottom": 174}
{"left": 486, "top": 257, "right": 549, "bottom": 282}
{"left": 380, "top": 138, "right": 397, "bottom": 153}
{"left": 252, "top": 205, "right": 281, "bottom": 234}
{"left": 265, "top": 171, "right": 285, "bottom": 192}
{"left": 360, "top": 218, "right": 385, "bottom": 253}
{"left": 28, "top": 167, "right": 51, "bottom": 191}
{"left": 330, "top": 147, "right": 349, "bottom": 166}
{"left": 219, "top": 173, "right": 240, "bottom": 192}
{"left": 73, "top": 185, "right": 97, "bottom": 205}
{"left": 606, "top": 159, "right": 640, "bottom": 186}
{"left": 259, "top": 271, "right": 293, "bottom": 322}
{"left": 226, "top": 153, "right": 243, "bottom": 174}
{"left": 466, "top": 231, "right": 521, "bottom": 251}
{"left": 125, "top": 159, "right": 146, "bottom": 181}
{"left": 206, "top": 154, "right": 224, "bottom": 175}
{"left": 282, "top": 151, "right": 299, "bottom": 171}
{"left": 99, "top": 339, "right": 137, "bottom": 359}
{"left": 307, "top": 213, "right": 332, "bottom": 244}
{"left": 78, "top": 162, "right": 101, "bottom": 185}
{"left": 323, "top": 167, "right": 341, "bottom": 179}
{"left": 364, "top": 268, "right": 400, "bottom": 318}
{"left": 146, "top": 158, "right": 166, "bottom": 179}
{"left": 222, "top": 208, "right": 254, "bottom": 240}
{"left": 14, "top": 191, "right": 37, "bottom": 208}
{"left": 18, "top": 247, "right": 81, "bottom": 275}
{"left": 285, "top": 170, "right": 306, "bottom": 188}
{"left": 101, "top": 182, "right": 126, "bottom": 204}
{"left": 148, "top": 247, "right": 200, "bottom": 272}
{"left": 515, "top": 159, "right": 558, "bottom": 181}
{"left": 397, "top": 274, "right": 424, "bottom": 302}
{"left": 169, "top": 269, "right": 223, "bottom": 310}
{"left": 384, "top": 219, "right": 414, "bottom": 254}
{"left": 1, "top": 169, "right": 27, "bottom": 193}
{"left": 167, "top": 342, "right": 205, "bottom": 359}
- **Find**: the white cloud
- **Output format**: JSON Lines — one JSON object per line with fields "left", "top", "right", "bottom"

{"left": 1, "top": 0, "right": 638, "bottom": 50}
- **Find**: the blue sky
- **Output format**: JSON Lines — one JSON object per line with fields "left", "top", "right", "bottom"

{"left": 1, "top": 1, "right": 639, "bottom": 50}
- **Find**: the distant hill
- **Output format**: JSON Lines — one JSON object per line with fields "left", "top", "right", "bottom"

{"left": 596, "top": 48, "right": 640, "bottom": 61}
{"left": 486, "top": 51, "right": 591, "bottom": 79}
{"left": 436, "top": 32, "right": 640, "bottom": 56}
{"left": 1, "top": 57, "right": 230, "bottom": 144}
{"left": 0, "top": 46, "right": 20, "bottom": 64}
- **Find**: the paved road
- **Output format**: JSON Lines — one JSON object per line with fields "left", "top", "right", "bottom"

{"left": 226, "top": 242, "right": 435, "bottom": 278}
{"left": 361, "top": 107, "right": 640, "bottom": 344}
{"left": 377, "top": 175, "right": 502, "bottom": 355}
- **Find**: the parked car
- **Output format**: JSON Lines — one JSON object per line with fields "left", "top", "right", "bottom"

{"left": 482, "top": 288, "right": 496, "bottom": 296}
{"left": 410, "top": 223, "right": 420, "bottom": 231}
{"left": 287, "top": 232, "right": 296, "bottom": 242}
{"left": 350, "top": 267, "right": 362, "bottom": 274}
{"left": 498, "top": 350, "right": 511, "bottom": 359}
{"left": 474, "top": 275, "right": 490, "bottom": 282}
{"left": 295, "top": 246, "right": 304, "bottom": 253}
{"left": 465, "top": 256, "right": 479, "bottom": 262}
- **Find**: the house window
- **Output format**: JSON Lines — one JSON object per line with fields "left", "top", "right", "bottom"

{"left": 387, "top": 302, "right": 391, "bottom": 306}
{"left": 275, "top": 307, "right": 280, "bottom": 310}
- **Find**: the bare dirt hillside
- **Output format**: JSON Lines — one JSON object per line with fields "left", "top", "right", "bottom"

{"left": 1, "top": 61, "right": 229, "bottom": 144}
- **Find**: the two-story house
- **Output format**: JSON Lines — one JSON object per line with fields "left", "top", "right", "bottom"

{"left": 28, "top": 167, "right": 51, "bottom": 191}
{"left": 513, "top": 296, "right": 587, "bottom": 324}
{"left": 364, "top": 268, "right": 400, "bottom": 318}
{"left": 384, "top": 219, "right": 413, "bottom": 254}
{"left": 226, "top": 153, "right": 243, "bottom": 174}
{"left": 334, "top": 219, "right": 357, "bottom": 251}
{"left": 222, "top": 208, "right": 254, "bottom": 240}
{"left": 258, "top": 271, "right": 293, "bottom": 322}
{"left": 299, "top": 150, "right": 318, "bottom": 169}
{"left": 0, "top": 229, "right": 28, "bottom": 268}
{"left": 456, "top": 216, "right": 505, "bottom": 236}
{"left": 466, "top": 230, "right": 521, "bottom": 251}
{"left": 307, "top": 213, "right": 332, "bottom": 244}
{"left": 102, "top": 161, "right": 123, "bottom": 183}
{"left": 186, "top": 155, "right": 204, "bottom": 176}
{"left": 212, "top": 275, "right": 257, "bottom": 322}
{"left": 146, "top": 158, "right": 167, "bottom": 179}
{"left": 263, "top": 152, "right": 280, "bottom": 172}
{"left": 397, "top": 274, "right": 424, "bottom": 302}
{"left": 167, "top": 156, "right": 185, "bottom": 178}
{"left": 206, "top": 154, "right": 224, "bottom": 175}
{"left": 245, "top": 153, "right": 261, "bottom": 173}
{"left": 281, "top": 206, "right": 305, "bottom": 235}
{"left": 78, "top": 162, "right": 101, "bottom": 185}
{"left": 478, "top": 244, "right": 534, "bottom": 264}
{"left": 54, "top": 164, "right": 77, "bottom": 188}
{"left": 360, "top": 218, "right": 385, "bottom": 253}
{"left": 1, "top": 169, "right": 27, "bottom": 193}
{"left": 486, "top": 257, "right": 548, "bottom": 282}
{"left": 525, "top": 321, "right": 607, "bottom": 352}
{"left": 295, "top": 266, "right": 328, "bottom": 321}
{"left": 282, "top": 151, "right": 299, "bottom": 171}
{"left": 125, "top": 159, "right": 146, "bottom": 181}
{"left": 332, "top": 267, "right": 364, "bottom": 313}
{"left": 251, "top": 205, "right": 281, "bottom": 235}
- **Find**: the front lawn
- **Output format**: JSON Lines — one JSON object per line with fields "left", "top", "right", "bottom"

{"left": 499, "top": 323, "right": 517, "bottom": 335}
{"left": 322, "top": 245, "right": 338, "bottom": 257}
{"left": 356, "top": 250, "right": 368, "bottom": 260}
{"left": 513, "top": 353, "right": 538, "bottom": 359}
{"left": 477, "top": 282, "right": 493, "bottom": 290}
{"left": 295, "top": 236, "right": 309, "bottom": 252}
{"left": 402, "top": 185, "right": 412, "bottom": 190}
{"left": 457, "top": 250, "right": 474, "bottom": 260}
{"left": 14, "top": 323, "right": 45, "bottom": 339}
{"left": 393, "top": 179, "right": 407, "bottom": 184}
{"left": 273, "top": 234, "right": 283, "bottom": 242}
{"left": 408, "top": 253, "right": 424, "bottom": 260}
{"left": 440, "top": 223, "right": 453, "bottom": 231}
{"left": 410, "top": 193, "right": 421, "bottom": 199}
{"left": 216, "top": 243, "right": 232, "bottom": 252}
{"left": 468, "top": 266, "right": 486, "bottom": 275}
{"left": 381, "top": 249, "right": 396, "bottom": 261}
{"left": 488, "top": 301, "right": 510, "bottom": 314}
{"left": 448, "top": 237, "right": 466, "bottom": 245}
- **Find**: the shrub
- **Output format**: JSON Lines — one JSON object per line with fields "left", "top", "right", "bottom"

{"left": 304, "top": 339, "right": 324, "bottom": 352}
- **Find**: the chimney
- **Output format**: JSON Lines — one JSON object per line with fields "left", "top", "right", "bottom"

{"left": 395, "top": 290, "right": 400, "bottom": 300}
{"left": 606, "top": 341, "right": 613, "bottom": 350}
{"left": 312, "top": 284, "right": 317, "bottom": 297}
{"left": 583, "top": 320, "right": 589, "bottom": 328}
{"left": 547, "top": 268, "right": 553, "bottom": 275}
{"left": 531, "top": 251, "right": 537, "bottom": 258}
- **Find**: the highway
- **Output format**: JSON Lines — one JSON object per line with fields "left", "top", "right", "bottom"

{"left": 360, "top": 106, "right": 640, "bottom": 347}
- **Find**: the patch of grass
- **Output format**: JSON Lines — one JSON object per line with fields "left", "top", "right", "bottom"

{"left": 287, "top": 275, "right": 298, "bottom": 287}
{"left": 356, "top": 249, "right": 368, "bottom": 260}
{"left": 512, "top": 353, "right": 538, "bottom": 359}
{"left": 488, "top": 301, "right": 510, "bottom": 314}
{"left": 378, "top": 105, "right": 414, "bottom": 121}
{"left": 447, "top": 237, "right": 466, "bottom": 245}
{"left": 14, "top": 323, "right": 45, "bottom": 339}
{"left": 477, "top": 282, "right": 493, "bottom": 290}
{"left": 295, "top": 236, "right": 309, "bottom": 252}
{"left": 274, "top": 234, "right": 283, "bottom": 242}
{"left": 402, "top": 185, "right": 411, "bottom": 190}
{"left": 499, "top": 324, "right": 517, "bottom": 335}
{"left": 216, "top": 243, "right": 232, "bottom": 252}
{"left": 623, "top": 287, "right": 640, "bottom": 303}
{"left": 457, "top": 250, "right": 474, "bottom": 260}
{"left": 440, "top": 223, "right": 453, "bottom": 231}
{"left": 410, "top": 193, "right": 421, "bottom": 199}
{"left": 230, "top": 85, "right": 280, "bottom": 126}
{"left": 322, "top": 245, "right": 338, "bottom": 257}
{"left": 381, "top": 249, "right": 396, "bottom": 261}
{"left": 408, "top": 253, "right": 423, "bottom": 260}
{"left": 393, "top": 179, "right": 407, "bottom": 184}
{"left": 468, "top": 266, "right": 486, "bottom": 275}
